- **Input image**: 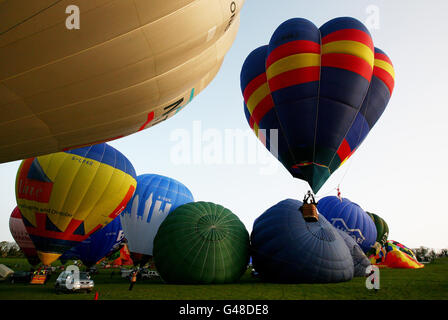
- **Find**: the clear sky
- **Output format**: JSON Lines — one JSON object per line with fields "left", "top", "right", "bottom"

{"left": 1, "top": 0, "right": 447, "bottom": 250}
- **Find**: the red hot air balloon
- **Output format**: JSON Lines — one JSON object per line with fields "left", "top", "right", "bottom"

{"left": 9, "top": 207, "right": 40, "bottom": 266}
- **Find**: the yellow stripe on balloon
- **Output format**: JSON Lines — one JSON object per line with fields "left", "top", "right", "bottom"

{"left": 266, "top": 53, "right": 320, "bottom": 80}
{"left": 374, "top": 59, "right": 395, "bottom": 80}
{"left": 246, "top": 83, "right": 271, "bottom": 113}
{"left": 322, "top": 40, "right": 374, "bottom": 68}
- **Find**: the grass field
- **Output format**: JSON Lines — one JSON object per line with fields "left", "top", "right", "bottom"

{"left": 0, "top": 257, "right": 447, "bottom": 300}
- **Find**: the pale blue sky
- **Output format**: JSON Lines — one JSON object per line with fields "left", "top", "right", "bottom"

{"left": 1, "top": 0, "right": 447, "bottom": 250}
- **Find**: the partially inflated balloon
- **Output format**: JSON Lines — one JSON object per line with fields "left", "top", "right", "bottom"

{"left": 366, "top": 211, "right": 389, "bottom": 248}
{"left": 251, "top": 199, "right": 354, "bottom": 283}
{"left": 120, "top": 174, "right": 194, "bottom": 265}
{"left": 336, "top": 228, "right": 370, "bottom": 277}
{"left": 241, "top": 17, "right": 394, "bottom": 193}
{"left": 0, "top": 0, "right": 245, "bottom": 163}
{"left": 154, "top": 202, "right": 249, "bottom": 284}
{"left": 15, "top": 143, "right": 137, "bottom": 265}
{"left": 59, "top": 215, "right": 124, "bottom": 267}
{"left": 9, "top": 207, "right": 39, "bottom": 266}
{"left": 317, "top": 196, "right": 377, "bottom": 252}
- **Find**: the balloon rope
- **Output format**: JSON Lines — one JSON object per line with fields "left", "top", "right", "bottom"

{"left": 311, "top": 31, "right": 323, "bottom": 170}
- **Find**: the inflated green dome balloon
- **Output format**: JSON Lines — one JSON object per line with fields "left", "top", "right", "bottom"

{"left": 153, "top": 201, "right": 249, "bottom": 284}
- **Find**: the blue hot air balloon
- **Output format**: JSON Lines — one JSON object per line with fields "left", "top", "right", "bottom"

{"left": 120, "top": 174, "right": 194, "bottom": 265}
{"left": 240, "top": 17, "right": 395, "bottom": 193}
{"left": 317, "top": 196, "right": 377, "bottom": 252}
{"left": 60, "top": 215, "right": 125, "bottom": 267}
{"left": 251, "top": 199, "right": 354, "bottom": 283}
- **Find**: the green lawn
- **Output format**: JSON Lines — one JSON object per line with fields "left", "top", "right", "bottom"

{"left": 0, "top": 257, "right": 447, "bottom": 300}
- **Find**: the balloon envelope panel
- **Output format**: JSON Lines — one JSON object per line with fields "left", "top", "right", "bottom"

{"left": 15, "top": 143, "right": 137, "bottom": 265}
{"left": 60, "top": 215, "right": 124, "bottom": 267}
{"left": 251, "top": 199, "right": 354, "bottom": 283}
{"left": 367, "top": 212, "right": 389, "bottom": 247}
{"left": 240, "top": 17, "right": 394, "bottom": 193}
{"left": 0, "top": 0, "right": 245, "bottom": 163}
{"left": 336, "top": 228, "right": 370, "bottom": 277}
{"left": 317, "top": 196, "right": 377, "bottom": 252}
{"left": 153, "top": 202, "right": 250, "bottom": 284}
{"left": 120, "top": 174, "right": 194, "bottom": 257}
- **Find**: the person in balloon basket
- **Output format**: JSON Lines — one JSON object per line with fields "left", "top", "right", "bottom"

{"left": 128, "top": 270, "right": 138, "bottom": 291}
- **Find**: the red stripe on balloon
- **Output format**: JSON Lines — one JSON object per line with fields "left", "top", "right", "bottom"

{"left": 266, "top": 40, "right": 321, "bottom": 69}
{"left": 373, "top": 67, "right": 395, "bottom": 94}
{"left": 322, "top": 28, "right": 374, "bottom": 51}
{"left": 252, "top": 95, "right": 275, "bottom": 124}
{"left": 322, "top": 53, "right": 373, "bottom": 81}
{"left": 243, "top": 73, "right": 268, "bottom": 103}
{"left": 268, "top": 66, "right": 320, "bottom": 92}
{"left": 375, "top": 52, "right": 393, "bottom": 66}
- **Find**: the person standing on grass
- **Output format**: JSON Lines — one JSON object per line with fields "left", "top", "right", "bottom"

{"left": 129, "top": 270, "right": 137, "bottom": 291}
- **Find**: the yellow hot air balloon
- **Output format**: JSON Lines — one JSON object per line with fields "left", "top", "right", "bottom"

{"left": 15, "top": 143, "right": 137, "bottom": 265}
{"left": 0, "top": 0, "right": 245, "bottom": 163}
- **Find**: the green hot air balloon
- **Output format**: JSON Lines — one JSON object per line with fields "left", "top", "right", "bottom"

{"left": 367, "top": 212, "right": 389, "bottom": 254}
{"left": 153, "top": 202, "right": 249, "bottom": 284}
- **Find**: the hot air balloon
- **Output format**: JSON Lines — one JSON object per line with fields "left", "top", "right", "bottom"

{"left": 120, "top": 174, "right": 194, "bottom": 266}
{"left": 0, "top": 0, "right": 245, "bottom": 163}
{"left": 240, "top": 17, "right": 395, "bottom": 193}
{"left": 251, "top": 199, "right": 354, "bottom": 283}
{"left": 317, "top": 196, "right": 377, "bottom": 252}
{"left": 374, "top": 240, "right": 424, "bottom": 269}
{"left": 336, "top": 228, "right": 370, "bottom": 277}
{"left": 153, "top": 202, "right": 249, "bottom": 284}
{"left": 15, "top": 143, "right": 137, "bottom": 265}
{"left": 9, "top": 207, "right": 39, "bottom": 266}
{"left": 59, "top": 215, "right": 124, "bottom": 267}
{"left": 366, "top": 211, "right": 389, "bottom": 249}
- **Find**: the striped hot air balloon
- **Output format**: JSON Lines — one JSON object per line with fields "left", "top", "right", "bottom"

{"left": 240, "top": 17, "right": 395, "bottom": 193}
{"left": 15, "top": 143, "right": 136, "bottom": 265}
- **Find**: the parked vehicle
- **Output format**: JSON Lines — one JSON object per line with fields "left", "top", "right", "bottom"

{"left": 10, "top": 271, "right": 32, "bottom": 284}
{"left": 54, "top": 271, "right": 94, "bottom": 293}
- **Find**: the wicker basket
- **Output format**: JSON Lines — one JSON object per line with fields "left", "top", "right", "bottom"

{"left": 300, "top": 203, "right": 319, "bottom": 222}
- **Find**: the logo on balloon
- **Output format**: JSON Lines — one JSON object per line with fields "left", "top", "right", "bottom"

{"left": 330, "top": 218, "right": 366, "bottom": 245}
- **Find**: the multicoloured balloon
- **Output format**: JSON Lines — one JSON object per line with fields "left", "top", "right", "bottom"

{"left": 9, "top": 207, "right": 39, "bottom": 266}
{"left": 15, "top": 143, "right": 137, "bottom": 265}
{"left": 120, "top": 174, "right": 194, "bottom": 266}
{"left": 371, "top": 240, "right": 424, "bottom": 269}
{"left": 251, "top": 199, "right": 354, "bottom": 283}
{"left": 0, "top": 0, "right": 245, "bottom": 163}
{"left": 59, "top": 215, "right": 125, "bottom": 267}
{"left": 154, "top": 202, "right": 249, "bottom": 284}
{"left": 241, "top": 17, "right": 394, "bottom": 193}
{"left": 317, "top": 196, "right": 377, "bottom": 252}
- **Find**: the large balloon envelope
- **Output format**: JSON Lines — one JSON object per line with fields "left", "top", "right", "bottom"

{"left": 0, "top": 0, "right": 245, "bottom": 163}
{"left": 15, "top": 143, "right": 137, "bottom": 265}
{"left": 240, "top": 17, "right": 395, "bottom": 193}
{"left": 336, "top": 228, "right": 370, "bottom": 277}
{"left": 153, "top": 202, "right": 249, "bottom": 284}
{"left": 9, "top": 206, "right": 40, "bottom": 266}
{"left": 317, "top": 196, "right": 377, "bottom": 252}
{"left": 59, "top": 214, "right": 124, "bottom": 267}
{"left": 251, "top": 199, "right": 354, "bottom": 283}
{"left": 120, "top": 174, "right": 194, "bottom": 265}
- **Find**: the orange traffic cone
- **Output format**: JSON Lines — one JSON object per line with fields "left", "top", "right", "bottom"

{"left": 94, "top": 292, "right": 99, "bottom": 300}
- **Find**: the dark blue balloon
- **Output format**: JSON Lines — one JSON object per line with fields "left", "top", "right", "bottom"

{"left": 251, "top": 199, "right": 354, "bottom": 283}
{"left": 317, "top": 196, "right": 377, "bottom": 252}
{"left": 60, "top": 216, "right": 124, "bottom": 267}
